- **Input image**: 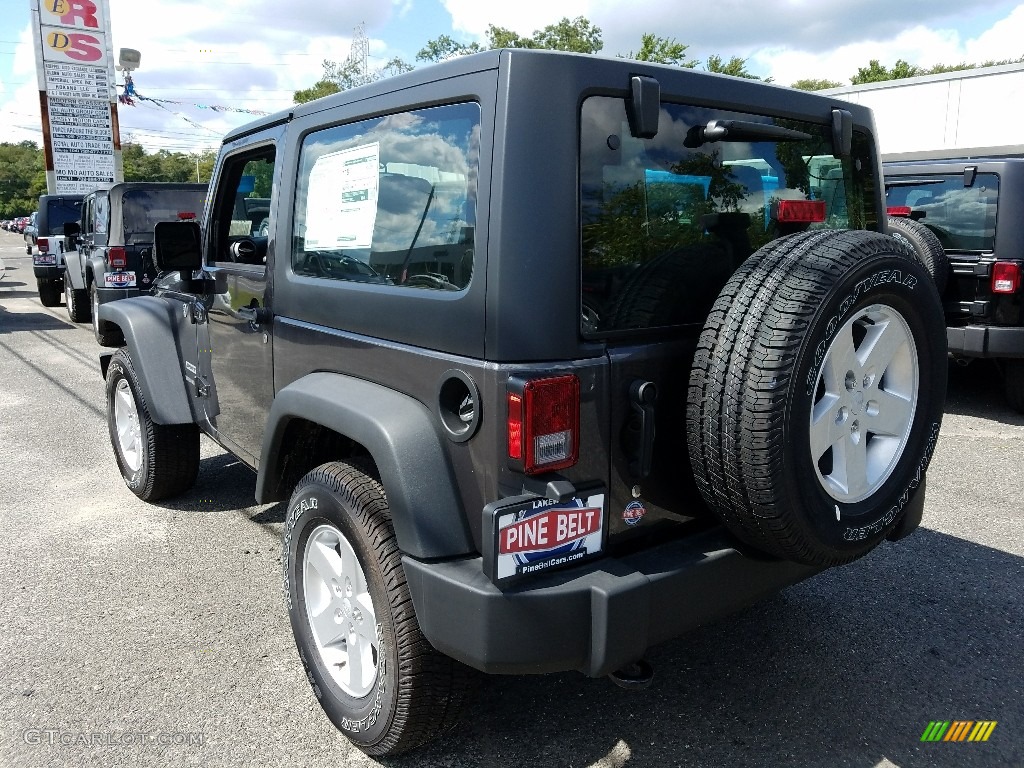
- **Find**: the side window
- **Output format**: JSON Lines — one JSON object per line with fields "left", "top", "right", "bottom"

{"left": 292, "top": 102, "right": 480, "bottom": 291}
{"left": 93, "top": 195, "right": 108, "bottom": 235}
{"left": 81, "top": 198, "right": 92, "bottom": 238}
{"left": 208, "top": 147, "right": 275, "bottom": 267}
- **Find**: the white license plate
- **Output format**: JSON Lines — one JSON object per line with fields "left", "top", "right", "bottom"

{"left": 483, "top": 491, "right": 605, "bottom": 584}
{"left": 104, "top": 271, "right": 136, "bottom": 288}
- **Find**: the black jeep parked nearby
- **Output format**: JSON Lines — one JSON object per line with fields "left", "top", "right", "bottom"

{"left": 96, "top": 49, "right": 946, "bottom": 755}
{"left": 884, "top": 157, "right": 1024, "bottom": 410}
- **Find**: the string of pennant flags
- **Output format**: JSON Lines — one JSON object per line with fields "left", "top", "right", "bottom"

{"left": 117, "top": 74, "right": 270, "bottom": 116}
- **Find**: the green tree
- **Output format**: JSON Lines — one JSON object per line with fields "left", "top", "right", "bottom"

{"left": 0, "top": 141, "right": 45, "bottom": 218}
{"left": 851, "top": 58, "right": 922, "bottom": 84}
{"left": 418, "top": 16, "right": 603, "bottom": 65}
{"left": 705, "top": 54, "right": 765, "bottom": 80}
{"left": 621, "top": 33, "right": 695, "bottom": 67}
{"left": 791, "top": 78, "right": 843, "bottom": 91}
{"left": 417, "top": 35, "right": 482, "bottom": 63}
{"left": 294, "top": 55, "right": 414, "bottom": 104}
{"left": 531, "top": 16, "right": 602, "bottom": 54}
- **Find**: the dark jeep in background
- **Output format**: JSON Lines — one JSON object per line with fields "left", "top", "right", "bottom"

{"left": 96, "top": 50, "right": 946, "bottom": 755}
{"left": 63, "top": 181, "right": 207, "bottom": 344}
{"left": 884, "top": 157, "right": 1024, "bottom": 410}
{"left": 31, "top": 193, "right": 84, "bottom": 307}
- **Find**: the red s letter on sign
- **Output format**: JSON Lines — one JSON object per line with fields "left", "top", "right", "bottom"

{"left": 47, "top": 31, "right": 103, "bottom": 62}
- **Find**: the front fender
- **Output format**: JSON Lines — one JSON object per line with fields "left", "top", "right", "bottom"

{"left": 258, "top": 373, "right": 474, "bottom": 559}
{"left": 98, "top": 296, "right": 195, "bottom": 425}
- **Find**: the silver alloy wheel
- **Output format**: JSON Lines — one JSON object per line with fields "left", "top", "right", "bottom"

{"left": 113, "top": 378, "right": 143, "bottom": 473}
{"left": 809, "top": 303, "right": 919, "bottom": 504}
{"left": 302, "top": 523, "right": 379, "bottom": 698}
{"left": 64, "top": 273, "right": 72, "bottom": 309}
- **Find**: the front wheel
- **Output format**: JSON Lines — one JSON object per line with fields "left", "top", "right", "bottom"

{"left": 105, "top": 348, "right": 200, "bottom": 501}
{"left": 283, "top": 461, "right": 468, "bottom": 756}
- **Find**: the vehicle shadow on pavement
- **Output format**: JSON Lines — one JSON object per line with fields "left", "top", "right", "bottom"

{"left": 0, "top": 304, "right": 74, "bottom": 332}
{"left": 157, "top": 449, "right": 288, "bottom": 524}
{"left": 944, "top": 359, "right": 1024, "bottom": 425}
{"left": 393, "top": 529, "right": 1021, "bottom": 768}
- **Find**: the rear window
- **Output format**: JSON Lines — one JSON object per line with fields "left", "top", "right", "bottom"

{"left": 121, "top": 188, "right": 207, "bottom": 245}
{"left": 885, "top": 173, "right": 998, "bottom": 251}
{"left": 44, "top": 199, "right": 82, "bottom": 234}
{"left": 580, "top": 97, "right": 878, "bottom": 335}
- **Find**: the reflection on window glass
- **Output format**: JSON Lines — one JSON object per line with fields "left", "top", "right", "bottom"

{"left": 293, "top": 102, "right": 480, "bottom": 291}
{"left": 94, "top": 196, "right": 108, "bottom": 235}
{"left": 580, "top": 96, "right": 877, "bottom": 334}
{"left": 121, "top": 188, "right": 207, "bottom": 245}
{"left": 885, "top": 174, "right": 998, "bottom": 251}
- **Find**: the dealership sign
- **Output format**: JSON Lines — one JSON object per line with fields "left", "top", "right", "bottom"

{"left": 30, "top": 0, "right": 121, "bottom": 194}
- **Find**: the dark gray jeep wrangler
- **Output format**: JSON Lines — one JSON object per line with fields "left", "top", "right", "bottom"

{"left": 97, "top": 49, "right": 946, "bottom": 755}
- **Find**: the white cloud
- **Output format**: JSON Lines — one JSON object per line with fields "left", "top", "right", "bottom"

{"left": 965, "top": 4, "right": 1024, "bottom": 62}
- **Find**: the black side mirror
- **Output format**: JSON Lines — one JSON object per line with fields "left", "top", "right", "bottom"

{"left": 154, "top": 220, "right": 202, "bottom": 276}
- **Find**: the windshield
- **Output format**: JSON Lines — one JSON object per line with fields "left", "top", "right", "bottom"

{"left": 885, "top": 173, "right": 998, "bottom": 251}
{"left": 121, "top": 188, "right": 207, "bottom": 244}
{"left": 44, "top": 199, "right": 82, "bottom": 234}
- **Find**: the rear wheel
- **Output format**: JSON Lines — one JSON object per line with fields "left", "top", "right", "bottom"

{"left": 1002, "top": 360, "right": 1024, "bottom": 412}
{"left": 688, "top": 230, "right": 946, "bottom": 566}
{"left": 65, "top": 272, "right": 91, "bottom": 323}
{"left": 283, "top": 461, "right": 469, "bottom": 756}
{"left": 37, "top": 279, "right": 61, "bottom": 307}
{"left": 105, "top": 348, "right": 200, "bottom": 501}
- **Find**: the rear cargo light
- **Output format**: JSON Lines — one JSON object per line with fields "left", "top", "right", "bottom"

{"left": 36, "top": 237, "right": 48, "bottom": 251}
{"left": 887, "top": 206, "right": 912, "bottom": 217}
{"left": 177, "top": 211, "right": 196, "bottom": 220}
{"left": 109, "top": 246, "right": 127, "bottom": 268}
{"left": 772, "top": 199, "right": 826, "bottom": 223}
{"left": 992, "top": 262, "right": 1021, "bottom": 294}
{"left": 506, "top": 375, "right": 580, "bottom": 474}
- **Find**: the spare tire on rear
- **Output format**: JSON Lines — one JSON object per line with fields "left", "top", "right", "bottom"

{"left": 687, "top": 229, "right": 946, "bottom": 566}
{"left": 887, "top": 215, "right": 949, "bottom": 295}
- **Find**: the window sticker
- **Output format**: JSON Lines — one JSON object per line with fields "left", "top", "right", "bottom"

{"left": 303, "top": 141, "right": 380, "bottom": 251}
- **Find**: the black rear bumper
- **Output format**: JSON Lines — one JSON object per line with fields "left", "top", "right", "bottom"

{"left": 404, "top": 525, "right": 821, "bottom": 678}
{"left": 948, "top": 325, "right": 1024, "bottom": 358}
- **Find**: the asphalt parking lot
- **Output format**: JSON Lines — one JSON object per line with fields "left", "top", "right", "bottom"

{"left": 0, "top": 230, "right": 1020, "bottom": 768}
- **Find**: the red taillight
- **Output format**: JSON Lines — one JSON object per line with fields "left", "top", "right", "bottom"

{"left": 36, "top": 237, "right": 48, "bottom": 251}
{"left": 887, "top": 206, "right": 912, "bottom": 217}
{"left": 507, "top": 375, "right": 580, "bottom": 474}
{"left": 992, "top": 262, "right": 1021, "bottom": 294}
{"left": 177, "top": 211, "right": 196, "bottom": 220}
{"left": 109, "top": 246, "right": 127, "bottom": 268}
{"left": 773, "top": 199, "right": 826, "bottom": 223}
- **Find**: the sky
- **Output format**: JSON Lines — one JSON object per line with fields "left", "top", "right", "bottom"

{"left": 1, "top": 0, "right": 1022, "bottom": 156}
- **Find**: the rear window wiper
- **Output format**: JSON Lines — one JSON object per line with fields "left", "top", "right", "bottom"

{"left": 884, "top": 178, "right": 945, "bottom": 188}
{"left": 684, "top": 119, "right": 811, "bottom": 148}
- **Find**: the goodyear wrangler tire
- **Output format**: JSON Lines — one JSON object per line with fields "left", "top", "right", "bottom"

{"left": 887, "top": 215, "right": 949, "bottom": 295}
{"left": 105, "top": 348, "right": 200, "bottom": 501}
{"left": 283, "top": 461, "right": 468, "bottom": 756}
{"left": 687, "top": 230, "right": 946, "bottom": 566}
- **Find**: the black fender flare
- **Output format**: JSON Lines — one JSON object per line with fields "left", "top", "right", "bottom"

{"left": 97, "top": 296, "right": 195, "bottom": 425}
{"left": 258, "top": 373, "right": 474, "bottom": 560}
{"left": 86, "top": 255, "right": 107, "bottom": 288}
